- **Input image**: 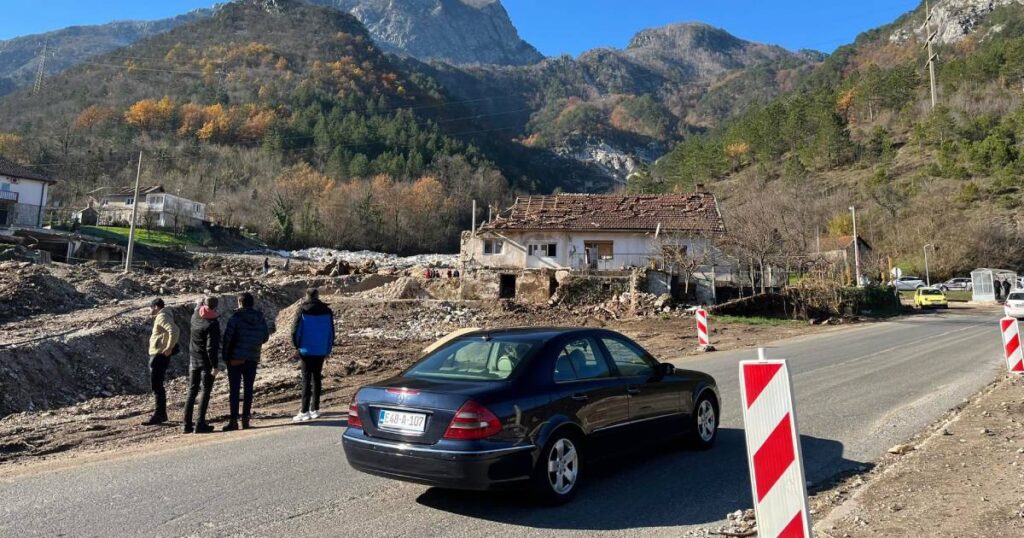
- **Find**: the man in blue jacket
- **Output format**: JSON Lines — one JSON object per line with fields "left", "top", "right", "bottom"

{"left": 290, "top": 288, "right": 335, "bottom": 422}
{"left": 221, "top": 292, "right": 270, "bottom": 431}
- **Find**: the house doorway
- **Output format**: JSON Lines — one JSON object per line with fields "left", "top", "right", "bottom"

{"left": 499, "top": 274, "right": 516, "bottom": 299}
{"left": 0, "top": 206, "right": 9, "bottom": 226}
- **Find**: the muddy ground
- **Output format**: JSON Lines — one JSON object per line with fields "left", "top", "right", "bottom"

{"left": 0, "top": 274, "right": 822, "bottom": 470}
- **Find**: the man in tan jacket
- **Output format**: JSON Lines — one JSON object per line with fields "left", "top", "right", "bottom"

{"left": 145, "top": 298, "right": 180, "bottom": 425}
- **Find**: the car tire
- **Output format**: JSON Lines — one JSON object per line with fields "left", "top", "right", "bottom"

{"left": 531, "top": 430, "right": 583, "bottom": 506}
{"left": 687, "top": 393, "right": 719, "bottom": 450}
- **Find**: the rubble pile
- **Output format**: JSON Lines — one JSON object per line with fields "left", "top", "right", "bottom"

{"left": 0, "top": 262, "right": 94, "bottom": 323}
{"left": 291, "top": 247, "right": 457, "bottom": 270}
{"left": 0, "top": 243, "right": 38, "bottom": 263}
{"left": 584, "top": 291, "right": 678, "bottom": 320}
{"left": 685, "top": 509, "right": 757, "bottom": 538}
{"left": 356, "top": 276, "right": 434, "bottom": 300}
{"left": 345, "top": 302, "right": 481, "bottom": 341}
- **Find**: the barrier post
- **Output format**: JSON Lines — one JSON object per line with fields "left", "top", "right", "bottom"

{"left": 1000, "top": 317, "right": 1024, "bottom": 374}
{"left": 739, "top": 349, "right": 813, "bottom": 538}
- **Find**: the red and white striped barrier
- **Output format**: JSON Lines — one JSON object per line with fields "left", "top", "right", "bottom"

{"left": 1001, "top": 317, "right": 1024, "bottom": 374}
{"left": 739, "top": 350, "right": 812, "bottom": 538}
{"left": 696, "top": 308, "right": 710, "bottom": 348}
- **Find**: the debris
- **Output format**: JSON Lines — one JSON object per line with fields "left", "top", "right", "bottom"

{"left": 888, "top": 444, "right": 915, "bottom": 455}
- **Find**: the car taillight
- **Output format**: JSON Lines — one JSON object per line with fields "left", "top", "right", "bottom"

{"left": 443, "top": 400, "right": 502, "bottom": 440}
{"left": 347, "top": 402, "right": 363, "bottom": 429}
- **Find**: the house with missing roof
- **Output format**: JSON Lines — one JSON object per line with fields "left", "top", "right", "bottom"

{"left": 460, "top": 193, "right": 728, "bottom": 303}
{"left": 88, "top": 185, "right": 207, "bottom": 229}
{"left": 0, "top": 156, "right": 56, "bottom": 228}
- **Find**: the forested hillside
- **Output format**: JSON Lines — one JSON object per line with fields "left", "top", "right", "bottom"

{"left": 0, "top": 0, "right": 578, "bottom": 253}
{"left": 410, "top": 23, "right": 822, "bottom": 184}
{"left": 642, "top": 1, "right": 1024, "bottom": 278}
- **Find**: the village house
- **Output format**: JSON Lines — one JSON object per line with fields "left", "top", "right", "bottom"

{"left": 86, "top": 185, "right": 208, "bottom": 229}
{"left": 0, "top": 155, "right": 56, "bottom": 228}
{"left": 460, "top": 193, "right": 727, "bottom": 302}
{"left": 814, "top": 235, "right": 873, "bottom": 284}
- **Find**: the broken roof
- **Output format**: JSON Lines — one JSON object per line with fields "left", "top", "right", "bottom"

{"left": 479, "top": 193, "right": 726, "bottom": 234}
{"left": 104, "top": 185, "right": 165, "bottom": 197}
{"left": 0, "top": 156, "right": 56, "bottom": 184}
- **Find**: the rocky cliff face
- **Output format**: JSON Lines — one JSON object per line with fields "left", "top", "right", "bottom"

{"left": 309, "top": 0, "right": 543, "bottom": 65}
{"left": 890, "top": 0, "right": 1024, "bottom": 45}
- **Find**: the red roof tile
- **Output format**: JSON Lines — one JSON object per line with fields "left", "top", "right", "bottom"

{"left": 480, "top": 193, "right": 725, "bottom": 234}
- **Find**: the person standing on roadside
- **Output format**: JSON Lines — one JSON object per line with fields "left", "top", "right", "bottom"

{"left": 145, "top": 298, "right": 179, "bottom": 426}
{"left": 184, "top": 297, "right": 221, "bottom": 434}
{"left": 221, "top": 292, "right": 269, "bottom": 431}
{"left": 290, "top": 288, "right": 335, "bottom": 422}
{"left": 1003, "top": 279, "right": 1012, "bottom": 302}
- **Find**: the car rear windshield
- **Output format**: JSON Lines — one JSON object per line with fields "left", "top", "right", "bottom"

{"left": 921, "top": 289, "right": 943, "bottom": 295}
{"left": 405, "top": 335, "right": 540, "bottom": 381}
{"left": 1009, "top": 293, "right": 1024, "bottom": 301}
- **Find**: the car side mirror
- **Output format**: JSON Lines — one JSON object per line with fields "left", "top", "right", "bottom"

{"left": 658, "top": 363, "right": 675, "bottom": 376}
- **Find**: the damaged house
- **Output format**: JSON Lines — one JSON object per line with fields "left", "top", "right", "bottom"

{"left": 460, "top": 193, "right": 727, "bottom": 303}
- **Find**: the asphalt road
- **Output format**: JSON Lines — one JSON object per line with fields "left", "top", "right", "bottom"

{"left": 0, "top": 310, "right": 1003, "bottom": 537}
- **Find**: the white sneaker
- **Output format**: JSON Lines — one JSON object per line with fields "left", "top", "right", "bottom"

{"left": 309, "top": 410, "right": 321, "bottom": 420}
{"left": 292, "top": 412, "right": 311, "bottom": 423}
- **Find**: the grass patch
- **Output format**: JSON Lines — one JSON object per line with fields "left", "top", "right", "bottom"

{"left": 712, "top": 314, "right": 803, "bottom": 327}
{"left": 81, "top": 226, "right": 202, "bottom": 249}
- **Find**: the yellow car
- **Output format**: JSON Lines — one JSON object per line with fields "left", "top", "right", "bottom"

{"left": 914, "top": 287, "right": 949, "bottom": 309}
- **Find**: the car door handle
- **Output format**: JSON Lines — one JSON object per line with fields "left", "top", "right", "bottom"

{"left": 626, "top": 386, "right": 641, "bottom": 395}
{"left": 571, "top": 393, "right": 590, "bottom": 402}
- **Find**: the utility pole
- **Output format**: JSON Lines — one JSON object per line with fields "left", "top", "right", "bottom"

{"left": 124, "top": 151, "right": 143, "bottom": 274}
{"left": 32, "top": 41, "right": 48, "bottom": 95}
{"left": 923, "top": 243, "right": 935, "bottom": 286}
{"left": 924, "top": 0, "right": 939, "bottom": 109}
{"left": 850, "top": 206, "right": 863, "bottom": 288}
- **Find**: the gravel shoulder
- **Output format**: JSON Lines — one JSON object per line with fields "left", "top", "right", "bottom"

{"left": 813, "top": 373, "right": 1024, "bottom": 537}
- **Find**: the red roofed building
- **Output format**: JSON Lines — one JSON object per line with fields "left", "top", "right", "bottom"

{"left": 463, "top": 193, "right": 725, "bottom": 273}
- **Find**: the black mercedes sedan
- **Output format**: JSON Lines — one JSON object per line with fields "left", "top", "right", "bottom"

{"left": 342, "top": 327, "right": 720, "bottom": 504}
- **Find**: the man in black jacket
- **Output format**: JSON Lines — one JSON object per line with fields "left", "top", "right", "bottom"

{"left": 290, "top": 288, "right": 335, "bottom": 422}
{"left": 184, "top": 296, "right": 221, "bottom": 434}
{"left": 222, "top": 292, "right": 270, "bottom": 431}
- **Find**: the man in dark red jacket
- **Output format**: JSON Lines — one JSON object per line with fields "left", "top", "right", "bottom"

{"left": 184, "top": 297, "right": 221, "bottom": 434}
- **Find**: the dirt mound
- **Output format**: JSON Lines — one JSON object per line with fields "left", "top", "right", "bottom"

{"left": 356, "top": 277, "right": 433, "bottom": 300}
{"left": 0, "top": 262, "right": 95, "bottom": 323}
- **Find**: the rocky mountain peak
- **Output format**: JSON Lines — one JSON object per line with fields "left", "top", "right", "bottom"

{"left": 627, "top": 22, "right": 744, "bottom": 52}
{"left": 310, "top": 0, "right": 543, "bottom": 66}
{"left": 890, "top": 0, "right": 1024, "bottom": 45}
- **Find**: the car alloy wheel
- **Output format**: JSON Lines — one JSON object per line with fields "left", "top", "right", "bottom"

{"left": 697, "top": 399, "right": 716, "bottom": 443}
{"left": 547, "top": 438, "right": 579, "bottom": 495}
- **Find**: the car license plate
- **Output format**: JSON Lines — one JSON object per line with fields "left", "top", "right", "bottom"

{"left": 378, "top": 410, "right": 426, "bottom": 433}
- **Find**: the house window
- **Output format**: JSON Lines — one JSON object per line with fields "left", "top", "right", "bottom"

{"left": 0, "top": 183, "right": 10, "bottom": 191}
{"left": 528, "top": 244, "right": 557, "bottom": 257}
{"left": 125, "top": 198, "right": 134, "bottom": 205}
{"left": 483, "top": 239, "right": 504, "bottom": 255}
{"left": 194, "top": 203, "right": 201, "bottom": 213}
{"left": 584, "top": 241, "right": 614, "bottom": 260}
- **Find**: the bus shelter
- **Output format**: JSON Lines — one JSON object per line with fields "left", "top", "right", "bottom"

{"left": 971, "top": 268, "right": 1017, "bottom": 302}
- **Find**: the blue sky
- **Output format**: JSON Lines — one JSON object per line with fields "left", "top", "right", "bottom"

{"left": 1, "top": 0, "right": 922, "bottom": 54}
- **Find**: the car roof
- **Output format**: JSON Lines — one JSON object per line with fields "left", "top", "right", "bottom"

{"left": 456, "top": 327, "right": 615, "bottom": 342}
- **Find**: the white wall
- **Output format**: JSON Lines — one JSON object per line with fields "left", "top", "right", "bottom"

{"left": 0, "top": 175, "right": 47, "bottom": 207}
{"left": 463, "top": 230, "right": 709, "bottom": 272}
